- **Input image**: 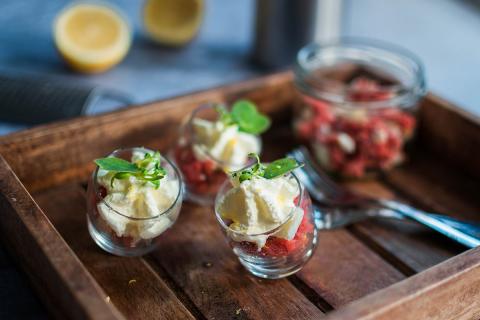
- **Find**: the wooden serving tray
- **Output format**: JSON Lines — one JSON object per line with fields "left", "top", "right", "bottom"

{"left": 1, "top": 71, "right": 480, "bottom": 320}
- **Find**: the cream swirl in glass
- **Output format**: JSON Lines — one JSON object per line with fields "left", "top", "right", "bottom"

{"left": 215, "top": 170, "right": 317, "bottom": 279}
{"left": 87, "top": 148, "right": 183, "bottom": 256}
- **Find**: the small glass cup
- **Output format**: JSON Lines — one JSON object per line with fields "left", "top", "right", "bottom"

{"left": 293, "top": 39, "right": 427, "bottom": 178}
{"left": 87, "top": 147, "right": 183, "bottom": 257}
{"left": 214, "top": 173, "right": 318, "bottom": 279}
{"left": 171, "top": 104, "right": 260, "bottom": 205}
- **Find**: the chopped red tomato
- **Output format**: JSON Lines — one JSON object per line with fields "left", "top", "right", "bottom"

{"left": 175, "top": 144, "right": 226, "bottom": 195}
{"left": 235, "top": 199, "right": 314, "bottom": 257}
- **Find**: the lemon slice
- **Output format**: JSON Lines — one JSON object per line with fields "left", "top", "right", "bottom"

{"left": 143, "top": 0, "right": 204, "bottom": 46}
{"left": 54, "top": 3, "right": 131, "bottom": 73}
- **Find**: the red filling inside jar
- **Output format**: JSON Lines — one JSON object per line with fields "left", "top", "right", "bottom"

{"left": 295, "top": 76, "right": 416, "bottom": 178}
{"left": 234, "top": 194, "right": 314, "bottom": 257}
{"left": 174, "top": 143, "right": 227, "bottom": 195}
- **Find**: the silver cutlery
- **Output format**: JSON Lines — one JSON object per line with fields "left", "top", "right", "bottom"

{"left": 289, "top": 147, "right": 480, "bottom": 248}
{"left": 315, "top": 206, "right": 480, "bottom": 239}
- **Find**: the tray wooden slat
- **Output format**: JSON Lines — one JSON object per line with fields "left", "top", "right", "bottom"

{"left": 350, "top": 150, "right": 480, "bottom": 273}
{"left": 33, "top": 182, "right": 326, "bottom": 320}
{"left": 36, "top": 178, "right": 413, "bottom": 317}
{"left": 385, "top": 152, "right": 480, "bottom": 221}
{"left": 33, "top": 184, "right": 195, "bottom": 320}
{"left": 297, "top": 229, "right": 405, "bottom": 308}
{"left": 345, "top": 180, "right": 463, "bottom": 274}
{"left": 324, "top": 246, "right": 480, "bottom": 320}
{"left": 150, "top": 202, "right": 324, "bottom": 320}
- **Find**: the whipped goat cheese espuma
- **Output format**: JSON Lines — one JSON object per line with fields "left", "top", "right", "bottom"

{"left": 96, "top": 150, "right": 179, "bottom": 240}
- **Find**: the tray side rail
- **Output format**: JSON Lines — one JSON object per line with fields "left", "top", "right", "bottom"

{"left": 0, "top": 155, "right": 123, "bottom": 320}
{"left": 0, "top": 72, "right": 295, "bottom": 193}
{"left": 324, "top": 246, "right": 480, "bottom": 320}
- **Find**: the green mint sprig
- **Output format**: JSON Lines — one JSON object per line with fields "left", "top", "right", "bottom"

{"left": 215, "top": 100, "right": 271, "bottom": 135}
{"left": 231, "top": 153, "right": 303, "bottom": 183}
{"left": 94, "top": 151, "right": 166, "bottom": 189}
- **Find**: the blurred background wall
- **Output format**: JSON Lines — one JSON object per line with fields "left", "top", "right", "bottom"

{"left": 0, "top": 0, "right": 478, "bottom": 134}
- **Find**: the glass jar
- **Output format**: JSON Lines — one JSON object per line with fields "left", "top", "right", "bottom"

{"left": 87, "top": 147, "right": 183, "bottom": 256}
{"left": 293, "top": 39, "right": 426, "bottom": 178}
{"left": 171, "top": 104, "right": 260, "bottom": 205}
{"left": 214, "top": 173, "right": 318, "bottom": 279}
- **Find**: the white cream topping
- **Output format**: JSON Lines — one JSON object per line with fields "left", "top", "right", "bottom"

{"left": 218, "top": 175, "right": 303, "bottom": 249}
{"left": 192, "top": 118, "right": 261, "bottom": 171}
{"left": 312, "top": 143, "right": 331, "bottom": 170}
{"left": 337, "top": 133, "right": 356, "bottom": 154}
{"left": 372, "top": 127, "right": 388, "bottom": 144}
{"left": 338, "top": 107, "right": 369, "bottom": 123}
{"left": 96, "top": 151, "right": 179, "bottom": 240}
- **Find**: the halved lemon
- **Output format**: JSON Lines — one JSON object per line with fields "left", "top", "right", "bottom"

{"left": 143, "top": 0, "right": 204, "bottom": 46}
{"left": 54, "top": 3, "right": 131, "bottom": 73}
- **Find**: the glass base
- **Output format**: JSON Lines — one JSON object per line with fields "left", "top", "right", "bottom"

{"left": 87, "top": 216, "right": 157, "bottom": 257}
{"left": 237, "top": 246, "right": 316, "bottom": 279}
{"left": 234, "top": 229, "right": 318, "bottom": 279}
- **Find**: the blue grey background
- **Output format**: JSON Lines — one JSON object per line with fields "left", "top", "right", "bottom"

{"left": 1, "top": 0, "right": 480, "bottom": 134}
{"left": 0, "top": 0, "right": 479, "bottom": 318}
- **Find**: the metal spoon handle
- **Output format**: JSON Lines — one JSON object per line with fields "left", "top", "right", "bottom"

{"left": 314, "top": 204, "right": 480, "bottom": 244}
{"left": 380, "top": 200, "right": 480, "bottom": 248}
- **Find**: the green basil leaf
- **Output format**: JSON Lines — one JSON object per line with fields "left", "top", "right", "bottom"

{"left": 240, "top": 114, "right": 271, "bottom": 135}
{"left": 231, "top": 100, "right": 256, "bottom": 119}
{"left": 110, "top": 172, "right": 130, "bottom": 187}
{"left": 114, "top": 172, "right": 133, "bottom": 180}
{"left": 95, "top": 157, "right": 140, "bottom": 173}
{"left": 231, "top": 100, "right": 271, "bottom": 135}
{"left": 238, "top": 171, "right": 253, "bottom": 183}
{"left": 136, "top": 151, "right": 160, "bottom": 169}
{"left": 263, "top": 158, "right": 303, "bottom": 179}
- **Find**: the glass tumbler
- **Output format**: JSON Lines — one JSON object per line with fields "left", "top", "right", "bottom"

{"left": 171, "top": 104, "right": 260, "bottom": 205}
{"left": 87, "top": 147, "right": 183, "bottom": 257}
{"left": 214, "top": 173, "right": 318, "bottom": 279}
{"left": 293, "top": 39, "right": 427, "bottom": 178}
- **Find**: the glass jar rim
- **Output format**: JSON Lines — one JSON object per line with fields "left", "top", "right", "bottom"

{"left": 214, "top": 171, "right": 304, "bottom": 237}
{"left": 93, "top": 147, "right": 183, "bottom": 221}
{"left": 294, "top": 37, "right": 427, "bottom": 109}
{"left": 185, "top": 103, "right": 262, "bottom": 169}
